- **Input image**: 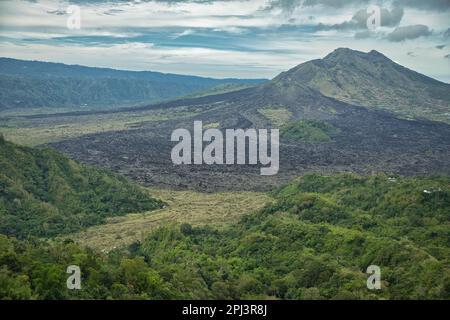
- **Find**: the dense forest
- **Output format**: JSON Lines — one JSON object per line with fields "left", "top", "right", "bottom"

{"left": 0, "top": 135, "right": 163, "bottom": 238}
{"left": 1, "top": 173, "right": 448, "bottom": 299}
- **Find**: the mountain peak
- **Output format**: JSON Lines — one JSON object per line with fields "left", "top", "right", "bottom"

{"left": 368, "top": 49, "right": 383, "bottom": 56}
{"left": 367, "top": 49, "right": 391, "bottom": 61}
{"left": 324, "top": 47, "right": 363, "bottom": 58}
{"left": 270, "top": 48, "right": 450, "bottom": 123}
{"left": 324, "top": 48, "right": 389, "bottom": 62}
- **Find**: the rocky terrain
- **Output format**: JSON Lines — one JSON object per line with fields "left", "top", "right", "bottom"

{"left": 49, "top": 49, "right": 450, "bottom": 192}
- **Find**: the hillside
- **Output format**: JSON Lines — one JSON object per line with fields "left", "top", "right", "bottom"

{"left": 1, "top": 174, "right": 448, "bottom": 299}
{"left": 0, "top": 135, "right": 163, "bottom": 238}
{"left": 274, "top": 48, "right": 450, "bottom": 123}
{"left": 0, "top": 58, "right": 265, "bottom": 110}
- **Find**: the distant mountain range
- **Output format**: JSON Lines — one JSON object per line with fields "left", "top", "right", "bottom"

{"left": 102, "top": 48, "right": 448, "bottom": 124}
{"left": 0, "top": 57, "right": 266, "bottom": 110}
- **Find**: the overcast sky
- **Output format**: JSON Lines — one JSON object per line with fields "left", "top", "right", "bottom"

{"left": 0, "top": 0, "right": 449, "bottom": 81}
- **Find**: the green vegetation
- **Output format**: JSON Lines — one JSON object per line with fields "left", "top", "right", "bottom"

{"left": 0, "top": 105, "right": 201, "bottom": 146}
{"left": 1, "top": 173, "right": 448, "bottom": 299}
{"left": 0, "top": 136, "right": 163, "bottom": 238}
{"left": 69, "top": 188, "right": 272, "bottom": 251}
{"left": 184, "top": 83, "right": 256, "bottom": 99}
{"left": 280, "top": 120, "right": 340, "bottom": 142}
{"left": 258, "top": 107, "right": 293, "bottom": 127}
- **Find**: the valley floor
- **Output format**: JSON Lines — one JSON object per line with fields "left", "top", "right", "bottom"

{"left": 67, "top": 188, "right": 272, "bottom": 251}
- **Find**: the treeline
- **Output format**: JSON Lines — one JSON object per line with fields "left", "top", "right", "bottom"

{"left": 1, "top": 174, "right": 448, "bottom": 299}
{"left": 0, "top": 136, "right": 163, "bottom": 238}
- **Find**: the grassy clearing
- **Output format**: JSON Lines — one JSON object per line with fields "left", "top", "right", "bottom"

{"left": 67, "top": 188, "right": 272, "bottom": 251}
{"left": 184, "top": 83, "right": 255, "bottom": 98}
{"left": 258, "top": 107, "right": 292, "bottom": 127}
{"left": 280, "top": 119, "right": 341, "bottom": 142}
{"left": 0, "top": 107, "right": 197, "bottom": 146}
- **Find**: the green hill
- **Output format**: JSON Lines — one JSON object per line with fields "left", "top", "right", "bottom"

{"left": 0, "top": 135, "right": 163, "bottom": 238}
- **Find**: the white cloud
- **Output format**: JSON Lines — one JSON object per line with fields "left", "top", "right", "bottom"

{"left": 0, "top": 41, "right": 287, "bottom": 78}
{"left": 0, "top": 0, "right": 448, "bottom": 82}
{"left": 170, "top": 29, "right": 195, "bottom": 39}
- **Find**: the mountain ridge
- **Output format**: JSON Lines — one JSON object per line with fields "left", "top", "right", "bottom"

{"left": 3, "top": 49, "right": 448, "bottom": 123}
{"left": 0, "top": 57, "right": 266, "bottom": 111}
{"left": 0, "top": 57, "right": 266, "bottom": 82}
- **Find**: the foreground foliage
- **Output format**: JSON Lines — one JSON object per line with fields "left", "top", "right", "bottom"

{"left": 0, "top": 136, "right": 163, "bottom": 238}
{"left": 1, "top": 174, "right": 448, "bottom": 299}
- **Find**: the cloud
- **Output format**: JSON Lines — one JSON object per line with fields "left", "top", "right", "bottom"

{"left": 436, "top": 44, "right": 446, "bottom": 49}
{"left": 302, "top": 0, "right": 369, "bottom": 7}
{"left": 445, "top": 28, "right": 450, "bottom": 38}
{"left": 46, "top": 9, "right": 66, "bottom": 16}
{"left": 0, "top": 0, "right": 449, "bottom": 82}
{"left": 354, "top": 30, "right": 371, "bottom": 39}
{"left": 387, "top": 24, "right": 432, "bottom": 42}
{"left": 268, "top": 0, "right": 449, "bottom": 12}
{"left": 63, "top": 0, "right": 450, "bottom": 12}
{"left": 103, "top": 9, "right": 125, "bottom": 16}
{"left": 316, "top": 6, "right": 404, "bottom": 31}
{"left": 353, "top": 6, "right": 404, "bottom": 27}
{"left": 393, "top": 0, "right": 450, "bottom": 12}
{"left": 265, "top": 0, "right": 303, "bottom": 13}
{"left": 445, "top": 54, "right": 450, "bottom": 59}
{"left": 170, "top": 29, "right": 194, "bottom": 39}
{"left": 0, "top": 40, "right": 299, "bottom": 78}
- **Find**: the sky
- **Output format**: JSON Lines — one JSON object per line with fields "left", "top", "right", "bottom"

{"left": 0, "top": 0, "right": 449, "bottom": 81}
